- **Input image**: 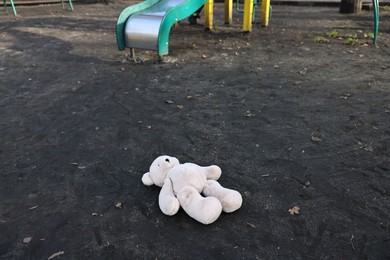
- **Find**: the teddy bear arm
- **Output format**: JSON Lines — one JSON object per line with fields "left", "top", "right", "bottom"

{"left": 203, "top": 180, "right": 242, "bottom": 213}
{"left": 159, "top": 178, "right": 180, "bottom": 216}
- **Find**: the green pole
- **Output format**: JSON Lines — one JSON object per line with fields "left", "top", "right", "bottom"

{"left": 372, "top": 0, "right": 379, "bottom": 45}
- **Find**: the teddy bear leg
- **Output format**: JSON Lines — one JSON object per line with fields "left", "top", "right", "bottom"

{"left": 203, "top": 180, "right": 242, "bottom": 213}
{"left": 159, "top": 178, "right": 180, "bottom": 216}
{"left": 177, "top": 186, "right": 222, "bottom": 225}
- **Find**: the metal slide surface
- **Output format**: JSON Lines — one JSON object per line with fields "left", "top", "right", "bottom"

{"left": 124, "top": 0, "right": 187, "bottom": 50}
{"left": 117, "top": 0, "right": 206, "bottom": 56}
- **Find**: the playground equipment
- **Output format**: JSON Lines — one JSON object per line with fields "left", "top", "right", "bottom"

{"left": 3, "top": 0, "right": 16, "bottom": 15}
{"left": 372, "top": 0, "right": 379, "bottom": 45}
{"left": 235, "top": 0, "right": 272, "bottom": 23}
{"left": 214, "top": 0, "right": 270, "bottom": 31}
{"left": 115, "top": 0, "right": 379, "bottom": 57}
{"left": 3, "top": 0, "right": 73, "bottom": 16}
{"left": 116, "top": 0, "right": 207, "bottom": 57}
{"left": 115, "top": 0, "right": 271, "bottom": 57}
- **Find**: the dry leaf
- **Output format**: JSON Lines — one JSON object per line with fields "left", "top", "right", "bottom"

{"left": 115, "top": 202, "right": 122, "bottom": 209}
{"left": 288, "top": 206, "right": 300, "bottom": 215}
{"left": 91, "top": 213, "right": 98, "bottom": 216}
{"left": 246, "top": 222, "right": 256, "bottom": 228}
{"left": 23, "top": 237, "right": 32, "bottom": 243}
{"left": 311, "top": 135, "right": 321, "bottom": 142}
{"left": 165, "top": 100, "right": 174, "bottom": 104}
{"left": 244, "top": 111, "right": 255, "bottom": 117}
{"left": 29, "top": 205, "right": 39, "bottom": 210}
{"left": 48, "top": 251, "right": 64, "bottom": 259}
{"left": 364, "top": 144, "right": 374, "bottom": 152}
{"left": 358, "top": 141, "right": 374, "bottom": 152}
{"left": 310, "top": 131, "right": 323, "bottom": 142}
{"left": 339, "top": 93, "right": 351, "bottom": 99}
{"left": 243, "top": 191, "right": 251, "bottom": 198}
{"left": 177, "top": 105, "right": 184, "bottom": 109}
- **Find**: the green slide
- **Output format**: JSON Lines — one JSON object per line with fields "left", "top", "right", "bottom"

{"left": 116, "top": 0, "right": 206, "bottom": 57}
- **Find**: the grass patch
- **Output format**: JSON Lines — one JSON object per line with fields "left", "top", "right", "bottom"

{"left": 314, "top": 35, "right": 329, "bottom": 43}
{"left": 327, "top": 31, "right": 340, "bottom": 38}
{"left": 345, "top": 33, "right": 358, "bottom": 45}
{"left": 314, "top": 30, "right": 375, "bottom": 45}
{"left": 380, "top": 6, "right": 390, "bottom": 11}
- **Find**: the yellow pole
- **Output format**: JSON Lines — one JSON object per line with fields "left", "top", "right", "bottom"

{"left": 204, "top": 0, "right": 214, "bottom": 30}
{"left": 224, "top": 0, "right": 232, "bottom": 24}
{"left": 261, "top": 0, "right": 270, "bottom": 27}
{"left": 243, "top": 0, "right": 253, "bottom": 32}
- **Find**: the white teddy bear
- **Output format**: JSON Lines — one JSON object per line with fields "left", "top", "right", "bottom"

{"left": 142, "top": 155, "right": 242, "bottom": 224}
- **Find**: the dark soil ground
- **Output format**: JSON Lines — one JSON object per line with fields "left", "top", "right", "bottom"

{"left": 1, "top": 1, "right": 390, "bottom": 259}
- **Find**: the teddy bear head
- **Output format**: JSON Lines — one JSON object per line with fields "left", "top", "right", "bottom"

{"left": 142, "top": 155, "right": 180, "bottom": 187}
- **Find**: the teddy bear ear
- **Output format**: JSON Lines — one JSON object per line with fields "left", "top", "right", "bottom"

{"left": 142, "top": 172, "right": 154, "bottom": 186}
